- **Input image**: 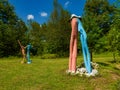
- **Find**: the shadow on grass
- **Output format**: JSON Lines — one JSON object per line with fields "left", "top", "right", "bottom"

{"left": 97, "top": 61, "right": 120, "bottom": 71}
{"left": 96, "top": 62, "right": 109, "bottom": 67}
{"left": 107, "top": 60, "right": 120, "bottom": 70}
{"left": 108, "top": 60, "right": 120, "bottom": 63}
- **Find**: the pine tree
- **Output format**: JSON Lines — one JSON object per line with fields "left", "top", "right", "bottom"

{"left": 83, "top": 0, "right": 115, "bottom": 60}
{"left": 45, "top": 0, "right": 71, "bottom": 56}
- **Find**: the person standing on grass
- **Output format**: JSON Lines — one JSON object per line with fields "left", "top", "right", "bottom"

{"left": 68, "top": 14, "right": 92, "bottom": 74}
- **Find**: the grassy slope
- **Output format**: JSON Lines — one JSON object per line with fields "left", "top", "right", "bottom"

{"left": 0, "top": 54, "right": 120, "bottom": 90}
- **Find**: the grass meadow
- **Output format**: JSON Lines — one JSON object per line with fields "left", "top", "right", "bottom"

{"left": 0, "top": 53, "right": 120, "bottom": 90}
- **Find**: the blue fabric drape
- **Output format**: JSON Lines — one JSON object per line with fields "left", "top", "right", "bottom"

{"left": 26, "top": 44, "right": 32, "bottom": 63}
{"left": 78, "top": 19, "right": 92, "bottom": 73}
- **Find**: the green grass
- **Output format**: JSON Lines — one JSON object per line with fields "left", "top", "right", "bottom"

{"left": 0, "top": 54, "right": 120, "bottom": 90}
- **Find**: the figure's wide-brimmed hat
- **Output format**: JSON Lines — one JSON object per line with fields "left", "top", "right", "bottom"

{"left": 69, "top": 14, "right": 82, "bottom": 22}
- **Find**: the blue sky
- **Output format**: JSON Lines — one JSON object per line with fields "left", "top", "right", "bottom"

{"left": 9, "top": 0, "right": 115, "bottom": 24}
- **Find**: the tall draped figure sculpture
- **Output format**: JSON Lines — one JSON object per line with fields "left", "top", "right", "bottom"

{"left": 68, "top": 14, "right": 92, "bottom": 74}
{"left": 26, "top": 43, "right": 32, "bottom": 64}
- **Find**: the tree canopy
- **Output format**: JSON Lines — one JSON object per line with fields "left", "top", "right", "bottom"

{"left": 0, "top": 0, "right": 120, "bottom": 59}
{"left": 0, "top": 0, "right": 27, "bottom": 57}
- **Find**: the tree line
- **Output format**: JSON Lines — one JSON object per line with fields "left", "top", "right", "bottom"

{"left": 0, "top": 0, "right": 120, "bottom": 60}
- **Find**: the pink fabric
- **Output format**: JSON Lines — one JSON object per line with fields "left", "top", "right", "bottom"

{"left": 69, "top": 18, "right": 78, "bottom": 72}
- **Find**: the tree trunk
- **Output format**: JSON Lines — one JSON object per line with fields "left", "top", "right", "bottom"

{"left": 113, "top": 52, "right": 116, "bottom": 62}
{"left": 90, "top": 49, "right": 93, "bottom": 62}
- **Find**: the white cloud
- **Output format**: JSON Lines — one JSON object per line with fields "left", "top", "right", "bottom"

{"left": 64, "top": 1, "right": 70, "bottom": 7}
{"left": 40, "top": 12, "right": 48, "bottom": 17}
{"left": 27, "top": 14, "right": 34, "bottom": 20}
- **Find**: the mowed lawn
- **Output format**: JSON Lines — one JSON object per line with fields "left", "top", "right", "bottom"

{"left": 0, "top": 54, "right": 120, "bottom": 90}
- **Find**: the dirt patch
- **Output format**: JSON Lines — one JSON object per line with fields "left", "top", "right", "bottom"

{"left": 110, "top": 71, "right": 120, "bottom": 80}
{"left": 89, "top": 70, "right": 120, "bottom": 90}
{"left": 116, "top": 64, "right": 120, "bottom": 70}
